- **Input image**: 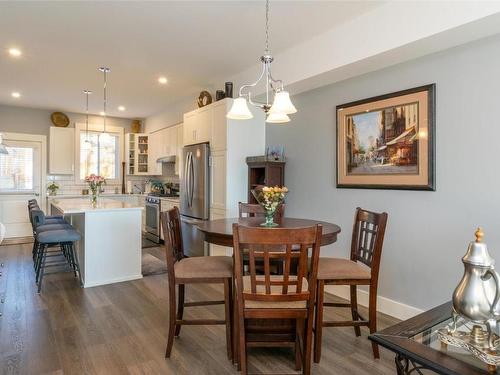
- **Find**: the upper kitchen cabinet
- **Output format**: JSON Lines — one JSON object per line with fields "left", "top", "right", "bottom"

{"left": 49, "top": 127, "right": 75, "bottom": 174}
{"left": 148, "top": 123, "right": 183, "bottom": 176}
{"left": 125, "top": 133, "right": 149, "bottom": 175}
{"left": 183, "top": 106, "right": 211, "bottom": 146}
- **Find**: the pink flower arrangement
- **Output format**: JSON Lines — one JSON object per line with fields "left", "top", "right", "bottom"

{"left": 85, "top": 174, "right": 106, "bottom": 188}
{"left": 85, "top": 174, "right": 106, "bottom": 202}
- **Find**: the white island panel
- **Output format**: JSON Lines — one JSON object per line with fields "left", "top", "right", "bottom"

{"left": 51, "top": 198, "right": 143, "bottom": 288}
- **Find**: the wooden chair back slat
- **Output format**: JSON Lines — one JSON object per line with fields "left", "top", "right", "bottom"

{"left": 350, "top": 207, "right": 388, "bottom": 274}
{"left": 282, "top": 244, "right": 292, "bottom": 294}
{"left": 233, "top": 224, "right": 322, "bottom": 305}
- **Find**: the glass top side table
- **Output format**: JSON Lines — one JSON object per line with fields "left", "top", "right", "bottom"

{"left": 369, "top": 302, "right": 498, "bottom": 375}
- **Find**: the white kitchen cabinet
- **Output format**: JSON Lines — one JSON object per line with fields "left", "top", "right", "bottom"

{"left": 148, "top": 130, "right": 162, "bottom": 175}
{"left": 183, "top": 106, "right": 211, "bottom": 146}
{"left": 148, "top": 124, "right": 183, "bottom": 176}
{"left": 210, "top": 150, "right": 226, "bottom": 210}
{"left": 49, "top": 127, "right": 74, "bottom": 174}
{"left": 211, "top": 101, "right": 228, "bottom": 151}
{"left": 208, "top": 98, "right": 266, "bottom": 218}
{"left": 209, "top": 208, "right": 231, "bottom": 256}
{"left": 176, "top": 124, "right": 183, "bottom": 176}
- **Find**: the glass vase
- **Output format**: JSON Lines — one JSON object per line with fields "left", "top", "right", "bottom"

{"left": 90, "top": 188, "right": 98, "bottom": 207}
{"left": 262, "top": 209, "right": 278, "bottom": 227}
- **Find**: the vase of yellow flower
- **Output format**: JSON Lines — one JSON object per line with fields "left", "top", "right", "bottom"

{"left": 85, "top": 174, "right": 106, "bottom": 206}
{"left": 251, "top": 186, "right": 288, "bottom": 227}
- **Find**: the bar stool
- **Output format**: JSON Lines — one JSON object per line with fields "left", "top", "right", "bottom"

{"left": 29, "top": 208, "right": 70, "bottom": 264}
{"left": 35, "top": 228, "right": 81, "bottom": 293}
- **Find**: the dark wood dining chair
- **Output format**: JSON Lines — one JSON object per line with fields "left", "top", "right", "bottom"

{"left": 314, "top": 207, "right": 388, "bottom": 362}
{"left": 233, "top": 223, "right": 322, "bottom": 375}
{"left": 161, "top": 207, "right": 233, "bottom": 359}
{"left": 238, "top": 201, "right": 285, "bottom": 221}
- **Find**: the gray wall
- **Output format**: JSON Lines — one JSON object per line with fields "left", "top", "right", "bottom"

{"left": 267, "top": 34, "right": 500, "bottom": 311}
{"left": 0, "top": 104, "right": 134, "bottom": 136}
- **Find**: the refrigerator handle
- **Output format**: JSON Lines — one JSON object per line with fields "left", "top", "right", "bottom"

{"left": 189, "top": 152, "right": 195, "bottom": 207}
{"left": 184, "top": 152, "right": 191, "bottom": 208}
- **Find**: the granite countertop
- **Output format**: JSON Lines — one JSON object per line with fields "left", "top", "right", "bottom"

{"left": 50, "top": 197, "right": 144, "bottom": 214}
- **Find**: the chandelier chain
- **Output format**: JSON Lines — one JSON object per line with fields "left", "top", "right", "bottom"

{"left": 265, "top": 0, "right": 269, "bottom": 54}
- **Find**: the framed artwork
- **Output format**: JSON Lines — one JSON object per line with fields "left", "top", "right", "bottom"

{"left": 336, "top": 84, "right": 435, "bottom": 190}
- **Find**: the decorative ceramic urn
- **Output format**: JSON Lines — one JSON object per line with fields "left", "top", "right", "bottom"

{"left": 451, "top": 228, "right": 500, "bottom": 348}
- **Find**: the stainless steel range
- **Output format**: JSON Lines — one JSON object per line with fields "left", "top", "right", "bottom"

{"left": 144, "top": 195, "right": 161, "bottom": 243}
{"left": 144, "top": 193, "right": 180, "bottom": 243}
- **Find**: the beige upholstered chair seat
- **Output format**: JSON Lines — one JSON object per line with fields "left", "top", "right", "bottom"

{"left": 318, "top": 258, "right": 371, "bottom": 280}
{"left": 174, "top": 256, "right": 233, "bottom": 279}
{"left": 242, "top": 275, "right": 308, "bottom": 309}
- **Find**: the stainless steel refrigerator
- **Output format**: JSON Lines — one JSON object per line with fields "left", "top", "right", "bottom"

{"left": 180, "top": 142, "right": 209, "bottom": 257}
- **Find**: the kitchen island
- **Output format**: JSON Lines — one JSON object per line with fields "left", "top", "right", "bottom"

{"left": 50, "top": 198, "right": 143, "bottom": 288}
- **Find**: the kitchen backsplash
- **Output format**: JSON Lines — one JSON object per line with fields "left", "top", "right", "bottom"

{"left": 47, "top": 163, "right": 180, "bottom": 195}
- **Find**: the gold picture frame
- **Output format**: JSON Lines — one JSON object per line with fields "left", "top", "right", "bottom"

{"left": 336, "top": 84, "right": 435, "bottom": 191}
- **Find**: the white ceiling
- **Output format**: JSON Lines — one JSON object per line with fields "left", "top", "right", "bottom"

{"left": 0, "top": 1, "right": 382, "bottom": 118}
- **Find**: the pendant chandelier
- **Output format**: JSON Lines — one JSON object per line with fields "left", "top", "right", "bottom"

{"left": 99, "top": 67, "right": 111, "bottom": 137}
{"left": 0, "top": 134, "right": 8, "bottom": 155}
{"left": 227, "top": 0, "right": 296, "bottom": 123}
{"left": 83, "top": 89, "right": 92, "bottom": 144}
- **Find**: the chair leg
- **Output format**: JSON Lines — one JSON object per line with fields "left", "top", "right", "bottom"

{"left": 223, "top": 278, "right": 233, "bottom": 360}
{"left": 70, "top": 243, "right": 82, "bottom": 286}
{"left": 369, "top": 284, "right": 379, "bottom": 359}
{"left": 174, "top": 284, "right": 185, "bottom": 337}
{"left": 35, "top": 242, "right": 44, "bottom": 283}
{"left": 295, "top": 319, "right": 302, "bottom": 371}
{"left": 303, "top": 314, "right": 314, "bottom": 375}
{"left": 37, "top": 245, "right": 47, "bottom": 293}
{"left": 237, "top": 298, "right": 247, "bottom": 375}
{"left": 165, "top": 283, "right": 177, "bottom": 358}
{"left": 350, "top": 285, "right": 361, "bottom": 337}
{"left": 233, "top": 281, "right": 239, "bottom": 367}
{"left": 313, "top": 280, "right": 324, "bottom": 363}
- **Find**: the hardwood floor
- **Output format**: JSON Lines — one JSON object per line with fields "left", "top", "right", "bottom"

{"left": 0, "top": 243, "right": 399, "bottom": 374}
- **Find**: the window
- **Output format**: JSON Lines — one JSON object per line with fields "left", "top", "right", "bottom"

{"left": 79, "top": 132, "right": 119, "bottom": 180}
{"left": 0, "top": 146, "right": 34, "bottom": 191}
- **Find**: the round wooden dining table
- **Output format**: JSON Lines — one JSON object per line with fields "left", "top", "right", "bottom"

{"left": 195, "top": 217, "right": 342, "bottom": 367}
{"left": 196, "top": 217, "right": 342, "bottom": 366}
{"left": 196, "top": 217, "right": 341, "bottom": 248}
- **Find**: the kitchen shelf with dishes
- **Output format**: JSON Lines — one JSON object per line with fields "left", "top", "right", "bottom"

{"left": 125, "top": 133, "right": 150, "bottom": 175}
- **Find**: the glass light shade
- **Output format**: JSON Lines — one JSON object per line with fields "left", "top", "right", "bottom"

{"left": 0, "top": 135, "right": 7, "bottom": 155}
{"left": 266, "top": 111, "right": 290, "bottom": 124}
{"left": 227, "top": 97, "right": 253, "bottom": 120}
{"left": 269, "top": 91, "right": 297, "bottom": 114}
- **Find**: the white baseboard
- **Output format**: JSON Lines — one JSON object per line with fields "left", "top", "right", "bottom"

{"left": 325, "top": 285, "right": 423, "bottom": 321}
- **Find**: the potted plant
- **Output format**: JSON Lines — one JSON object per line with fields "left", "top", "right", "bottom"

{"left": 47, "top": 181, "right": 59, "bottom": 196}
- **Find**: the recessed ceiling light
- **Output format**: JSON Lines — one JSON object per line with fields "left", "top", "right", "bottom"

{"left": 118, "top": 106, "right": 125, "bottom": 111}
{"left": 158, "top": 76, "right": 168, "bottom": 84}
{"left": 8, "top": 48, "right": 21, "bottom": 57}
{"left": 100, "top": 111, "right": 105, "bottom": 116}
{"left": 11, "top": 92, "right": 21, "bottom": 98}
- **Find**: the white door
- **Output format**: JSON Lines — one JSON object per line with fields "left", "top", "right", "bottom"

{"left": 0, "top": 133, "right": 46, "bottom": 239}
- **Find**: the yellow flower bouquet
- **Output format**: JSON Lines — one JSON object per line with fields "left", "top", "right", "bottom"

{"left": 251, "top": 186, "right": 288, "bottom": 227}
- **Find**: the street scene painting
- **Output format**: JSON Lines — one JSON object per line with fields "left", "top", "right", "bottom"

{"left": 336, "top": 84, "right": 435, "bottom": 190}
{"left": 345, "top": 103, "right": 418, "bottom": 175}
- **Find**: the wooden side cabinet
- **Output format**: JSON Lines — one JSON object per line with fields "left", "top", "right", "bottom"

{"left": 247, "top": 160, "right": 285, "bottom": 203}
